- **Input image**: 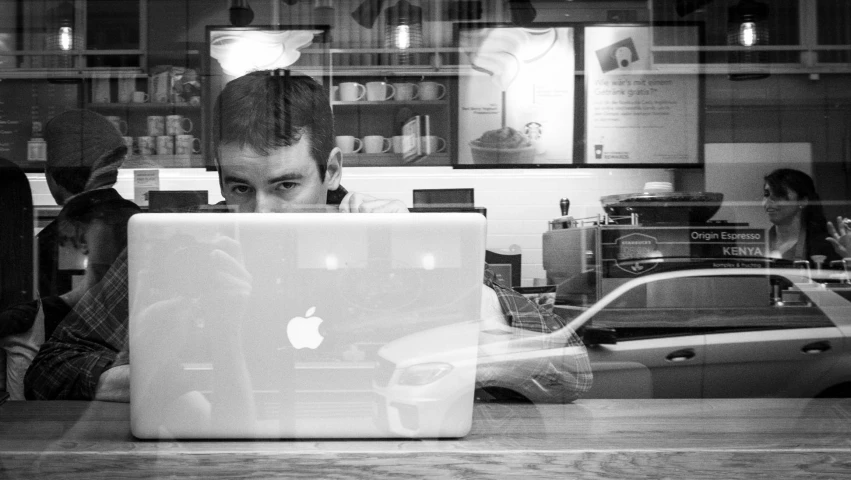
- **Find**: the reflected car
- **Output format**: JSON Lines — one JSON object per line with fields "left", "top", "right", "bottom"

{"left": 376, "top": 267, "right": 851, "bottom": 433}
{"left": 571, "top": 268, "right": 851, "bottom": 399}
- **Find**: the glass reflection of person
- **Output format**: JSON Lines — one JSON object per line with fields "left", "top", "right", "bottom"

{"left": 25, "top": 71, "right": 591, "bottom": 413}
{"left": 763, "top": 168, "right": 839, "bottom": 264}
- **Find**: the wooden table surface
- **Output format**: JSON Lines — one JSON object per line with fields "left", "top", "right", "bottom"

{"left": 1, "top": 399, "right": 850, "bottom": 479}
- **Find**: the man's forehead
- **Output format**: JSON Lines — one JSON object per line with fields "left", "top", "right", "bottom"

{"left": 218, "top": 140, "right": 317, "bottom": 177}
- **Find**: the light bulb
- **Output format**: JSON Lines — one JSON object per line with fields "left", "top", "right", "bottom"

{"left": 739, "top": 21, "right": 756, "bottom": 46}
{"left": 394, "top": 24, "right": 411, "bottom": 50}
{"left": 58, "top": 26, "right": 74, "bottom": 50}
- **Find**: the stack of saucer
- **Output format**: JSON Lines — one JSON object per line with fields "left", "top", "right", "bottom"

{"left": 643, "top": 182, "right": 674, "bottom": 193}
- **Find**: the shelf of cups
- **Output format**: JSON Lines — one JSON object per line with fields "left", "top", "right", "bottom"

{"left": 87, "top": 103, "right": 200, "bottom": 111}
{"left": 331, "top": 100, "right": 447, "bottom": 107}
{"left": 122, "top": 154, "right": 203, "bottom": 169}
{"left": 344, "top": 153, "right": 451, "bottom": 167}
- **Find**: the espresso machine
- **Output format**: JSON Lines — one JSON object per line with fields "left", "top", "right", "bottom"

{"left": 542, "top": 193, "right": 770, "bottom": 305}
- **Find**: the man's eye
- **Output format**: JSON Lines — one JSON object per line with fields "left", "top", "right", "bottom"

{"left": 231, "top": 185, "right": 252, "bottom": 195}
{"left": 276, "top": 182, "right": 298, "bottom": 191}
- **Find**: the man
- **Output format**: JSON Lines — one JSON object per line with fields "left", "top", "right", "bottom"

{"left": 26, "top": 70, "right": 591, "bottom": 402}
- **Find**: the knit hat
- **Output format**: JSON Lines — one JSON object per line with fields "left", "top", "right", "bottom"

{"left": 44, "top": 109, "right": 128, "bottom": 203}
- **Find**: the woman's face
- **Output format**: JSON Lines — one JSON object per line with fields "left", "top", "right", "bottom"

{"left": 763, "top": 183, "right": 805, "bottom": 226}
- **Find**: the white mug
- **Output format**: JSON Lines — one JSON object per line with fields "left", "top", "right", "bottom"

{"left": 121, "top": 136, "right": 134, "bottom": 154}
{"left": 147, "top": 116, "right": 165, "bottom": 136}
{"left": 91, "top": 78, "right": 111, "bottom": 103}
{"left": 363, "top": 135, "right": 391, "bottom": 154}
{"left": 391, "top": 135, "right": 405, "bottom": 153}
{"left": 392, "top": 82, "right": 419, "bottom": 101}
{"left": 166, "top": 115, "right": 193, "bottom": 135}
{"left": 117, "top": 75, "right": 136, "bottom": 103}
{"left": 175, "top": 134, "right": 201, "bottom": 154}
{"left": 27, "top": 139, "right": 47, "bottom": 161}
{"left": 335, "top": 135, "right": 363, "bottom": 154}
{"left": 105, "top": 116, "right": 128, "bottom": 135}
{"left": 339, "top": 82, "right": 366, "bottom": 102}
{"left": 137, "top": 136, "right": 155, "bottom": 155}
{"left": 156, "top": 135, "right": 174, "bottom": 155}
{"left": 365, "top": 81, "right": 395, "bottom": 101}
{"left": 421, "top": 135, "right": 446, "bottom": 154}
{"left": 132, "top": 91, "right": 149, "bottom": 103}
{"left": 418, "top": 81, "right": 446, "bottom": 101}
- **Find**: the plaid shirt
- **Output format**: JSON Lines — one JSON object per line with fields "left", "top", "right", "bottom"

{"left": 26, "top": 246, "right": 592, "bottom": 401}
{"left": 25, "top": 251, "right": 129, "bottom": 400}
{"left": 482, "top": 267, "right": 593, "bottom": 398}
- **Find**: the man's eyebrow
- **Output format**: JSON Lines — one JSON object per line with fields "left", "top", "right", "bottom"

{"left": 222, "top": 174, "right": 249, "bottom": 184}
{"left": 266, "top": 172, "right": 305, "bottom": 184}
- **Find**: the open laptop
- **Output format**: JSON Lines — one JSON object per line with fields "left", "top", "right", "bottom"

{"left": 128, "top": 212, "right": 485, "bottom": 439}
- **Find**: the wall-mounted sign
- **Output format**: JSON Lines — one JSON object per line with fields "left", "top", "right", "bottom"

{"left": 457, "top": 24, "right": 575, "bottom": 166}
{"left": 585, "top": 25, "right": 700, "bottom": 165}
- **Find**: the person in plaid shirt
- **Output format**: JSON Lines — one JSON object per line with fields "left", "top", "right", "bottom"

{"left": 25, "top": 71, "right": 591, "bottom": 402}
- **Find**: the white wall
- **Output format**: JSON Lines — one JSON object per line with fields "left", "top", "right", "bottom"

{"left": 27, "top": 166, "right": 673, "bottom": 286}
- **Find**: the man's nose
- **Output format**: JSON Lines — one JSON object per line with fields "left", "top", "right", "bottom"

{"left": 253, "top": 192, "right": 278, "bottom": 213}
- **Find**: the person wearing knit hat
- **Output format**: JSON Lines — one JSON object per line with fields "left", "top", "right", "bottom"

{"left": 43, "top": 109, "right": 128, "bottom": 205}
{"left": 37, "top": 109, "right": 131, "bottom": 301}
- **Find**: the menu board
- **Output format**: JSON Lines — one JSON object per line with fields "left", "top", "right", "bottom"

{"left": 0, "top": 80, "right": 79, "bottom": 168}
{"left": 584, "top": 26, "right": 700, "bottom": 164}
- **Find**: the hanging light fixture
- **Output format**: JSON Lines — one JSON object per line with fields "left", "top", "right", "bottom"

{"left": 352, "top": 0, "right": 386, "bottom": 29}
{"left": 55, "top": 1, "right": 76, "bottom": 51}
{"left": 506, "top": 0, "right": 536, "bottom": 27}
{"left": 45, "top": 0, "right": 81, "bottom": 68}
{"left": 229, "top": 0, "right": 255, "bottom": 27}
{"left": 384, "top": 0, "right": 422, "bottom": 64}
{"left": 727, "top": 0, "right": 769, "bottom": 80}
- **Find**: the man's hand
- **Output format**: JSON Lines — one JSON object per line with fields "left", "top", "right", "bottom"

{"left": 94, "top": 364, "right": 130, "bottom": 402}
{"left": 339, "top": 192, "right": 409, "bottom": 213}
{"left": 827, "top": 216, "right": 851, "bottom": 258}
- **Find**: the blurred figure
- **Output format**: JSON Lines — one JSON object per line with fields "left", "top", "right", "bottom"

{"left": 39, "top": 109, "right": 129, "bottom": 298}
{"left": 0, "top": 158, "right": 34, "bottom": 399}
{"left": 0, "top": 158, "right": 33, "bottom": 314}
{"left": 763, "top": 168, "right": 839, "bottom": 264}
{"left": 1, "top": 188, "right": 138, "bottom": 400}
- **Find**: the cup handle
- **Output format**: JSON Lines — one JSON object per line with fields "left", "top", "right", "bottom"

{"left": 193, "top": 138, "right": 202, "bottom": 154}
{"left": 382, "top": 138, "right": 392, "bottom": 153}
{"left": 385, "top": 84, "right": 396, "bottom": 101}
{"left": 411, "top": 84, "right": 419, "bottom": 100}
{"left": 353, "top": 138, "right": 363, "bottom": 153}
{"left": 183, "top": 118, "right": 194, "bottom": 133}
{"left": 436, "top": 84, "right": 446, "bottom": 100}
{"left": 356, "top": 84, "right": 366, "bottom": 101}
{"left": 437, "top": 138, "right": 446, "bottom": 152}
{"left": 142, "top": 92, "right": 150, "bottom": 102}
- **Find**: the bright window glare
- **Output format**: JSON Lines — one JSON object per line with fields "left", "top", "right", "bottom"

{"left": 739, "top": 22, "right": 756, "bottom": 46}
{"left": 59, "top": 27, "right": 73, "bottom": 50}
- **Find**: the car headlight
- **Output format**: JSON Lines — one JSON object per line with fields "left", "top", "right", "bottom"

{"left": 397, "top": 363, "right": 454, "bottom": 386}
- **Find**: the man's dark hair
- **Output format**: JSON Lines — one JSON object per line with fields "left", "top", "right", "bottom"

{"left": 212, "top": 70, "right": 334, "bottom": 178}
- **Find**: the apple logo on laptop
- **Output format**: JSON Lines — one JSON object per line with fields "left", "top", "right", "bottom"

{"left": 287, "top": 307, "right": 324, "bottom": 349}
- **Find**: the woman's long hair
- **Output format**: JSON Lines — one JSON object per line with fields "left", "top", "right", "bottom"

{"left": 764, "top": 168, "right": 829, "bottom": 239}
{"left": 0, "top": 158, "right": 34, "bottom": 310}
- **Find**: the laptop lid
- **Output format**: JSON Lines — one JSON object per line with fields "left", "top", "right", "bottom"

{"left": 128, "top": 212, "right": 485, "bottom": 439}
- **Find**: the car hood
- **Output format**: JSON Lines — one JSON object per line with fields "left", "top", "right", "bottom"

{"left": 378, "top": 321, "right": 480, "bottom": 368}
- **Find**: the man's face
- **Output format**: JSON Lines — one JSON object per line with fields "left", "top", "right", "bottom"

{"left": 218, "top": 137, "right": 341, "bottom": 213}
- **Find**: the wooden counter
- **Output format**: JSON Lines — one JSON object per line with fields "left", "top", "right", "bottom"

{"left": 1, "top": 399, "right": 850, "bottom": 478}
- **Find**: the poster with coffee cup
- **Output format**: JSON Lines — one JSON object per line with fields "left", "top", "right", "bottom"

{"left": 458, "top": 26, "right": 575, "bottom": 165}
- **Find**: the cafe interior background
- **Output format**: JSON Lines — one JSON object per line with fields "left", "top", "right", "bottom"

{"left": 1, "top": 0, "right": 850, "bottom": 287}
